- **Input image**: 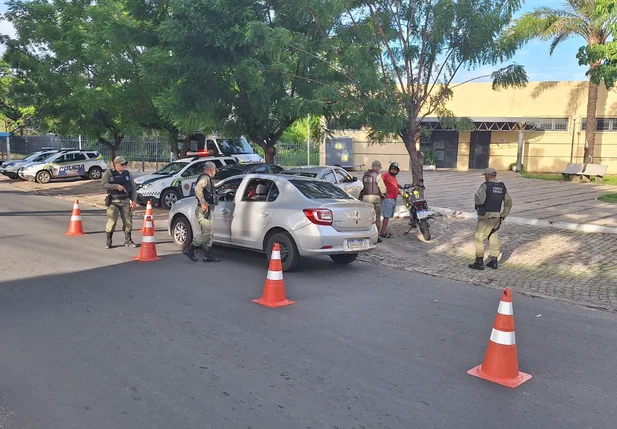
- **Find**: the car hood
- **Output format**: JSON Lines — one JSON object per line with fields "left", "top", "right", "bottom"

{"left": 2, "top": 160, "right": 30, "bottom": 168}
{"left": 135, "top": 173, "right": 173, "bottom": 185}
{"left": 20, "top": 161, "right": 47, "bottom": 170}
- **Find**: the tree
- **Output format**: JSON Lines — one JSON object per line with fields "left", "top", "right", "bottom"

{"left": 316, "top": 0, "right": 526, "bottom": 188}
{"left": 3, "top": 0, "right": 164, "bottom": 159}
{"left": 0, "top": 61, "right": 37, "bottom": 135}
{"left": 507, "top": 0, "right": 617, "bottom": 164}
{"left": 579, "top": 0, "right": 617, "bottom": 89}
{"left": 154, "top": 0, "right": 337, "bottom": 163}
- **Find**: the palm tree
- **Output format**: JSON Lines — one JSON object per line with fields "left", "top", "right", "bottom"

{"left": 508, "top": 0, "right": 617, "bottom": 164}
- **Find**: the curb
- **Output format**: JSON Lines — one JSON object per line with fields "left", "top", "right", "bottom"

{"left": 392, "top": 204, "right": 617, "bottom": 235}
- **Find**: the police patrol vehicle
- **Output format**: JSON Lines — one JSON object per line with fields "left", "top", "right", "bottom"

{"left": 0, "top": 147, "right": 62, "bottom": 179}
{"left": 18, "top": 149, "right": 107, "bottom": 183}
{"left": 135, "top": 154, "right": 238, "bottom": 210}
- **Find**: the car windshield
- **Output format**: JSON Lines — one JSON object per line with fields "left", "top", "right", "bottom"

{"left": 282, "top": 171, "right": 317, "bottom": 178}
{"left": 216, "top": 137, "right": 253, "bottom": 155}
{"left": 155, "top": 162, "right": 188, "bottom": 175}
{"left": 290, "top": 179, "right": 353, "bottom": 200}
{"left": 24, "top": 152, "right": 47, "bottom": 162}
{"left": 214, "top": 167, "right": 244, "bottom": 180}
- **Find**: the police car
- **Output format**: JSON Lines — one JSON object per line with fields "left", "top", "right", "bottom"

{"left": 18, "top": 150, "right": 107, "bottom": 183}
{"left": 135, "top": 155, "right": 238, "bottom": 210}
{"left": 0, "top": 148, "right": 62, "bottom": 179}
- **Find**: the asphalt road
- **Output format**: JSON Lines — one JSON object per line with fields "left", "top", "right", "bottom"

{"left": 0, "top": 189, "right": 616, "bottom": 429}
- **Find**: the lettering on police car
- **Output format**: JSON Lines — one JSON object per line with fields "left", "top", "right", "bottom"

{"left": 57, "top": 164, "right": 86, "bottom": 176}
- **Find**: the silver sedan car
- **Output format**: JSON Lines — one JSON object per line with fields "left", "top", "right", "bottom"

{"left": 168, "top": 174, "right": 378, "bottom": 271}
{"left": 281, "top": 166, "right": 364, "bottom": 199}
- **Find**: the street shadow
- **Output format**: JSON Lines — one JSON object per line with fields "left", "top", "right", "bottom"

{"left": 0, "top": 209, "right": 106, "bottom": 217}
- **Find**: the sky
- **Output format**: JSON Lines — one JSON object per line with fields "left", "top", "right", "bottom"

{"left": 0, "top": 0, "right": 590, "bottom": 83}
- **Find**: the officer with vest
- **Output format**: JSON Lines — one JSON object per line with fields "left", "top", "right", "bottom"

{"left": 362, "top": 160, "right": 387, "bottom": 242}
{"left": 183, "top": 161, "right": 220, "bottom": 263}
{"left": 101, "top": 156, "right": 138, "bottom": 249}
{"left": 469, "top": 167, "right": 512, "bottom": 270}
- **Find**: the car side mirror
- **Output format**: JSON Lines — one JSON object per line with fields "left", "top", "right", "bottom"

{"left": 351, "top": 176, "right": 358, "bottom": 182}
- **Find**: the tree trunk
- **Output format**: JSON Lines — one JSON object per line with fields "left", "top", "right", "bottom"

{"left": 584, "top": 78, "right": 599, "bottom": 164}
{"left": 180, "top": 135, "right": 191, "bottom": 158}
{"left": 262, "top": 145, "right": 276, "bottom": 164}
{"left": 403, "top": 119, "right": 425, "bottom": 196}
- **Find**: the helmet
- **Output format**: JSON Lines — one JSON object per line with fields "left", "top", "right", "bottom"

{"left": 389, "top": 162, "right": 400, "bottom": 175}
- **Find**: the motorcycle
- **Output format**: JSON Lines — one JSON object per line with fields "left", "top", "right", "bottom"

{"left": 399, "top": 184, "right": 434, "bottom": 241}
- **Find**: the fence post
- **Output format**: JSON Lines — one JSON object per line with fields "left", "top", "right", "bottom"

{"left": 155, "top": 140, "right": 159, "bottom": 171}
{"left": 141, "top": 143, "right": 145, "bottom": 172}
{"left": 78, "top": 135, "right": 82, "bottom": 150}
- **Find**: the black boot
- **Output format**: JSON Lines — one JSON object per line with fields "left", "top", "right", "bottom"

{"left": 183, "top": 244, "right": 198, "bottom": 262}
{"left": 105, "top": 232, "right": 113, "bottom": 249}
{"left": 124, "top": 232, "right": 137, "bottom": 248}
{"left": 468, "top": 257, "right": 485, "bottom": 270}
{"left": 486, "top": 257, "right": 498, "bottom": 270}
{"left": 203, "top": 248, "right": 220, "bottom": 263}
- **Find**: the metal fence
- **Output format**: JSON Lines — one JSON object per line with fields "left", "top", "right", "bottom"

{"left": 1, "top": 135, "right": 321, "bottom": 167}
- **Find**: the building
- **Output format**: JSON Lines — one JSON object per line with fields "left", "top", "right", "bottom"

{"left": 322, "top": 81, "right": 617, "bottom": 173}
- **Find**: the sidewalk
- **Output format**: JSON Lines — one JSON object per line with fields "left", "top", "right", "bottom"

{"left": 393, "top": 170, "right": 617, "bottom": 231}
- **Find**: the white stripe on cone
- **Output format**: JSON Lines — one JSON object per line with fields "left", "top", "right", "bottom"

{"left": 73, "top": 204, "right": 79, "bottom": 210}
{"left": 490, "top": 328, "right": 516, "bottom": 346}
{"left": 145, "top": 222, "right": 153, "bottom": 228}
{"left": 497, "top": 301, "right": 513, "bottom": 316}
{"left": 70, "top": 216, "right": 81, "bottom": 221}
{"left": 267, "top": 270, "right": 283, "bottom": 281}
{"left": 142, "top": 236, "right": 155, "bottom": 243}
{"left": 271, "top": 250, "right": 281, "bottom": 260}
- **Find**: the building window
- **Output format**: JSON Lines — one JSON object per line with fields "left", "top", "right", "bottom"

{"left": 525, "top": 118, "right": 569, "bottom": 131}
{"left": 581, "top": 117, "right": 617, "bottom": 132}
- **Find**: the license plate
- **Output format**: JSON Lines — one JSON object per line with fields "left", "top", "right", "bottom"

{"left": 345, "top": 239, "right": 366, "bottom": 250}
{"left": 416, "top": 210, "right": 428, "bottom": 220}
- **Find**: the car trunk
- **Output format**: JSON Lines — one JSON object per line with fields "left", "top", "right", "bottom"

{"left": 315, "top": 200, "right": 374, "bottom": 232}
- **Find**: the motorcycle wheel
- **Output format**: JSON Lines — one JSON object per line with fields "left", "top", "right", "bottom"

{"left": 419, "top": 219, "right": 431, "bottom": 241}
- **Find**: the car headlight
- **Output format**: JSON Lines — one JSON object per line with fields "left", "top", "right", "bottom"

{"left": 139, "top": 183, "right": 153, "bottom": 190}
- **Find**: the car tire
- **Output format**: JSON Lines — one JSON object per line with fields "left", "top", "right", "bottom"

{"left": 172, "top": 215, "right": 193, "bottom": 249}
{"left": 266, "top": 232, "right": 300, "bottom": 272}
{"left": 330, "top": 253, "right": 358, "bottom": 265}
{"left": 35, "top": 170, "right": 51, "bottom": 184}
{"left": 88, "top": 167, "right": 103, "bottom": 180}
{"left": 161, "top": 189, "right": 180, "bottom": 210}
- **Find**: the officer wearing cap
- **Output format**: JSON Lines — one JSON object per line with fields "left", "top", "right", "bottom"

{"left": 362, "top": 160, "right": 387, "bottom": 241}
{"left": 101, "top": 156, "right": 138, "bottom": 249}
{"left": 183, "top": 161, "right": 220, "bottom": 263}
{"left": 469, "top": 167, "right": 512, "bottom": 270}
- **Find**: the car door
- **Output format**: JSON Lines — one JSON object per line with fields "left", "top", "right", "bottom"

{"left": 53, "top": 153, "right": 87, "bottom": 177}
{"left": 180, "top": 161, "right": 206, "bottom": 197}
{"left": 334, "top": 167, "right": 361, "bottom": 198}
{"left": 212, "top": 177, "right": 243, "bottom": 243}
{"left": 230, "top": 178, "right": 280, "bottom": 247}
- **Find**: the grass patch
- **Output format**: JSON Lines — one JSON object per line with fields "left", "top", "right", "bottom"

{"left": 598, "top": 193, "right": 617, "bottom": 203}
{"left": 522, "top": 172, "right": 617, "bottom": 186}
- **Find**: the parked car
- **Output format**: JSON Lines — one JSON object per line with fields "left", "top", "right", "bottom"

{"left": 212, "top": 163, "right": 285, "bottom": 185}
{"left": 18, "top": 150, "right": 106, "bottom": 183}
{"left": 135, "top": 154, "right": 238, "bottom": 210}
{"left": 0, "top": 149, "right": 62, "bottom": 179}
{"left": 168, "top": 174, "right": 378, "bottom": 271}
{"left": 281, "top": 166, "right": 364, "bottom": 199}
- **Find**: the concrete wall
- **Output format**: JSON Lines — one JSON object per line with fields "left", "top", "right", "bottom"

{"left": 326, "top": 81, "right": 617, "bottom": 173}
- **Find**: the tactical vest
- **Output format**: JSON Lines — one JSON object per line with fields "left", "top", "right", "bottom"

{"left": 107, "top": 170, "right": 132, "bottom": 199}
{"left": 195, "top": 174, "right": 218, "bottom": 206}
{"left": 362, "top": 170, "right": 380, "bottom": 196}
{"left": 481, "top": 181, "right": 506, "bottom": 213}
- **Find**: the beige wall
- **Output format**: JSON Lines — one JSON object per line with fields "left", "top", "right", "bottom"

{"left": 326, "top": 81, "right": 617, "bottom": 173}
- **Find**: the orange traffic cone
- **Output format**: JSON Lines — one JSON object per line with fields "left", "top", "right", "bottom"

{"left": 66, "top": 200, "right": 85, "bottom": 236}
{"left": 133, "top": 215, "right": 162, "bottom": 262}
{"left": 140, "top": 200, "right": 154, "bottom": 233}
{"left": 253, "top": 243, "right": 295, "bottom": 308}
{"left": 468, "top": 288, "right": 532, "bottom": 388}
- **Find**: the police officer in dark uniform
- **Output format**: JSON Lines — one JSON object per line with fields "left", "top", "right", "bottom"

{"left": 101, "top": 156, "right": 138, "bottom": 249}
{"left": 183, "top": 161, "right": 220, "bottom": 262}
{"left": 362, "top": 160, "right": 387, "bottom": 241}
{"left": 469, "top": 167, "right": 512, "bottom": 270}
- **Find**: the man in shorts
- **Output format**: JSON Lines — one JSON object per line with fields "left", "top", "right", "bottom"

{"left": 380, "top": 162, "right": 402, "bottom": 238}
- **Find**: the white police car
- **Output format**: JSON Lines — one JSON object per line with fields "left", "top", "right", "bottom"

{"left": 135, "top": 155, "right": 238, "bottom": 210}
{"left": 18, "top": 150, "right": 107, "bottom": 183}
{"left": 0, "top": 148, "right": 62, "bottom": 179}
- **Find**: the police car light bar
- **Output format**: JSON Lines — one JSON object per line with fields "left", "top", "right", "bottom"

{"left": 186, "top": 150, "right": 215, "bottom": 157}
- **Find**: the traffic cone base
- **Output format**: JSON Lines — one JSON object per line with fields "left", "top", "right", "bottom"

{"left": 133, "top": 216, "right": 162, "bottom": 262}
{"left": 66, "top": 200, "right": 85, "bottom": 236}
{"left": 253, "top": 245, "right": 295, "bottom": 308}
{"left": 467, "top": 288, "right": 532, "bottom": 388}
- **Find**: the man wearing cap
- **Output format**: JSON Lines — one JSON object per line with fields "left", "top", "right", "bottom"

{"left": 380, "top": 162, "right": 403, "bottom": 238}
{"left": 362, "top": 160, "right": 387, "bottom": 242}
{"left": 469, "top": 167, "right": 513, "bottom": 270}
{"left": 183, "top": 161, "right": 220, "bottom": 263}
{"left": 101, "top": 156, "right": 138, "bottom": 249}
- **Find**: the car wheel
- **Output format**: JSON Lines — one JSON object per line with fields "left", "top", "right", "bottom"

{"left": 35, "top": 170, "right": 51, "bottom": 184}
{"left": 266, "top": 232, "right": 300, "bottom": 272}
{"left": 161, "top": 189, "right": 180, "bottom": 210}
{"left": 88, "top": 167, "right": 103, "bottom": 180}
{"left": 172, "top": 215, "right": 193, "bottom": 249}
{"left": 330, "top": 253, "right": 358, "bottom": 265}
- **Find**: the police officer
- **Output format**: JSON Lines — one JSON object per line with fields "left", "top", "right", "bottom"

{"left": 469, "top": 167, "right": 512, "bottom": 270}
{"left": 362, "top": 160, "right": 387, "bottom": 242}
{"left": 101, "top": 156, "right": 138, "bottom": 249}
{"left": 183, "top": 161, "right": 220, "bottom": 263}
